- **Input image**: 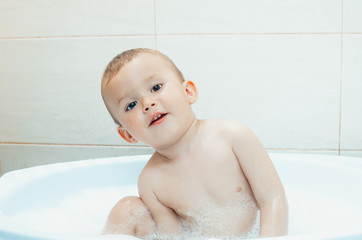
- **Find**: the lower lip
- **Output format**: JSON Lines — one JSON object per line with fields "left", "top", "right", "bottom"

{"left": 150, "top": 114, "right": 168, "bottom": 126}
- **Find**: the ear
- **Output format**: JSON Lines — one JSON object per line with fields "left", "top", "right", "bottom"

{"left": 117, "top": 126, "right": 138, "bottom": 144}
{"left": 184, "top": 81, "right": 198, "bottom": 104}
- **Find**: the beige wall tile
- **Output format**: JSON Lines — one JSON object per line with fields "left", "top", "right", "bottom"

{"left": 341, "top": 35, "right": 362, "bottom": 150}
{"left": 0, "top": 37, "right": 154, "bottom": 145}
{"left": 157, "top": 35, "right": 341, "bottom": 149}
{"left": 0, "top": 0, "right": 154, "bottom": 37}
{"left": 340, "top": 151, "right": 362, "bottom": 158}
{"left": 1, "top": 0, "right": 362, "bottom": 170}
{"left": 0, "top": 144, "right": 153, "bottom": 175}
{"left": 156, "top": 0, "right": 341, "bottom": 34}
{"left": 344, "top": 0, "right": 362, "bottom": 32}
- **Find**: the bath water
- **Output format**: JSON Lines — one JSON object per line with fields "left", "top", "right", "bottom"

{"left": 2, "top": 184, "right": 362, "bottom": 239}
{"left": 2, "top": 186, "right": 138, "bottom": 239}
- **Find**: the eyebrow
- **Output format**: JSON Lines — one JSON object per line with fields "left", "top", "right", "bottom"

{"left": 144, "top": 73, "right": 156, "bottom": 83}
{"left": 117, "top": 73, "right": 157, "bottom": 105}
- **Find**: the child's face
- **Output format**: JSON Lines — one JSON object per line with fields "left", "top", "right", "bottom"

{"left": 102, "top": 53, "right": 197, "bottom": 149}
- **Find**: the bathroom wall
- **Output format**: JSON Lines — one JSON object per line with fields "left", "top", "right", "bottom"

{"left": 1, "top": 0, "right": 361, "bottom": 175}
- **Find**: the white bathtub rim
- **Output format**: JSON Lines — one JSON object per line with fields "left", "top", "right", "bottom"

{"left": 1, "top": 153, "right": 362, "bottom": 182}
{"left": 1, "top": 153, "right": 362, "bottom": 240}
{"left": 265, "top": 226, "right": 362, "bottom": 240}
{"left": 0, "top": 155, "right": 149, "bottom": 203}
{"left": 1, "top": 152, "right": 362, "bottom": 188}
{"left": 1, "top": 225, "right": 362, "bottom": 240}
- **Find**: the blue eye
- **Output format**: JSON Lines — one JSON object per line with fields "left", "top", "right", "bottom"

{"left": 152, "top": 84, "right": 162, "bottom": 92}
{"left": 126, "top": 101, "right": 137, "bottom": 111}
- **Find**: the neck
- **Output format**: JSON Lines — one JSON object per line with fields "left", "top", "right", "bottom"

{"left": 155, "top": 116, "right": 201, "bottom": 161}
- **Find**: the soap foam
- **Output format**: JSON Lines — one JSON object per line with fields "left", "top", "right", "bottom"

{"left": 4, "top": 185, "right": 261, "bottom": 239}
{"left": 5, "top": 186, "right": 138, "bottom": 238}
{"left": 146, "top": 193, "right": 260, "bottom": 240}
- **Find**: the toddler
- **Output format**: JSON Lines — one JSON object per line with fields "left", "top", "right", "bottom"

{"left": 101, "top": 48, "right": 288, "bottom": 239}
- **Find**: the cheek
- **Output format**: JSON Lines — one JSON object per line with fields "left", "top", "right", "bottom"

{"left": 122, "top": 112, "right": 142, "bottom": 131}
{"left": 161, "top": 85, "right": 188, "bottom": 106}
{"left": 166, "top": 91, "right": 190, "bottom": 110}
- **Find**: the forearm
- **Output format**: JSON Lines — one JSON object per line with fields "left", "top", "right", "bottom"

{"left": 139, "top": 185, "right": 182, "bottom": 237}
{"left": 157, "top": 221, "right": 182, "bottom": 236}
{"left": 259, "top": 196, "right": 288, "bottom": 237}
{"left": 152, "top": 209, "right": 182, "bottom": 236}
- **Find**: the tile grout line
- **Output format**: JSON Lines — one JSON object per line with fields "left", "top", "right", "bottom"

{"left": 157, "top": 32, "right": 348, "bottom": 36}
{"left": 2, "top": 142, "right": 362, "bottom": 153}
{"left": 153, "top": 0, "right": 158, "bottom": 50}
{"left": 0, "top": 34, "right": 154, "bottom": 40}
{"left": 0, "top": 142, "right": 357, "bottom": 152}
{"left": 338, "top": 0, "right": 344, "bottom": 156}
{"left": 0, "top": 142, "right": 150, "bottom": 148}
{"left": 2, "top": 32, "right": 362, "bottom": 41}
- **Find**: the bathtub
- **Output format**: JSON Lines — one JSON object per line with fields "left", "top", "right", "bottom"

{"left": 0, "top": 153, "right": 362, "bottom": 240}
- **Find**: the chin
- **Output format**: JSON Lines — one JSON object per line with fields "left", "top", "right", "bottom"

{"left": 150, "top": 130, "right": 183, "bottom": 150}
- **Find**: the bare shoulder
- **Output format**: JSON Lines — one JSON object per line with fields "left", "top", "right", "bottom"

{"left": 202, "top": 119, "right": 253, "bottom": 140}
{"left": 138, "top": 153, "right": 162, "bottom": 192}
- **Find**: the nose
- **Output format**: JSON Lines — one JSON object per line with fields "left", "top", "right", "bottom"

{"left": 142, "top": 97, "right": 156, "bottom": 112}
{"left": 144, "top": 103, "right": 156, "bottom": 112}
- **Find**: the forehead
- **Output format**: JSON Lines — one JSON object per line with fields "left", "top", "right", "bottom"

{"left": 115, "top": 53, "right": 175, "bottom": 84}
{"left": 103, "top": 53, "right": 177, "bottom": 100}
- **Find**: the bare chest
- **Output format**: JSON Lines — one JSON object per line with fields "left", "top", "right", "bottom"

{"left": 154, "top": 147, "right": 255, "bottom": 217}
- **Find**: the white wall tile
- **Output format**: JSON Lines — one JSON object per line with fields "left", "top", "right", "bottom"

{"left": 2, "top": 0, "right": 360, "bottom": 169}
{"left": 157, "top": 35, "right": 341, "bottom": 149}
{"left": 0, "top": 144, "right": 153, "bottom": 175}
{"left": 0, "top": 0, "right": 154, "bottom": 37}
{"left": 340, "top": 151, "right": 362, "bottom": 158}
{"left": 344, "top": 0, "right": 362, "bottom": 32}
{"left": 268, "top": 150, "right": 339, "bottom": 156}
{"left": 0, "top": 37, "right": 154, "bottom": 145}
{"left": 156, "top": 0, "right": 341, "bottom": 34}
{"left": 341, "top": 35, "right": 362, "bottom": 150}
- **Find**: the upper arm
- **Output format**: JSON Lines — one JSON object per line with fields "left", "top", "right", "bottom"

{"left": 138, "top": 169, "right": 181, "bottom": 235}
{"left": 229, "top": 123, "right": 286, "bottom": 206}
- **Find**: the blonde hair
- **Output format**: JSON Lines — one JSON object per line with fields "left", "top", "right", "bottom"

{"left": 101, "top": 48, "right": 184, "bottom": 125}
{"left": 101, "top": 48, "right": 184, "bottom": 89}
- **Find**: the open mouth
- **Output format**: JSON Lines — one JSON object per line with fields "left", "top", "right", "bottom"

{"left": 149, "top": 113, "right": 168, "bottom": 126}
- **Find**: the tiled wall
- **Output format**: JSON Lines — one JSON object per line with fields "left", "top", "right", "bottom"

{"left": 1, "top": 0, "right": 361, "bottom": 175}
